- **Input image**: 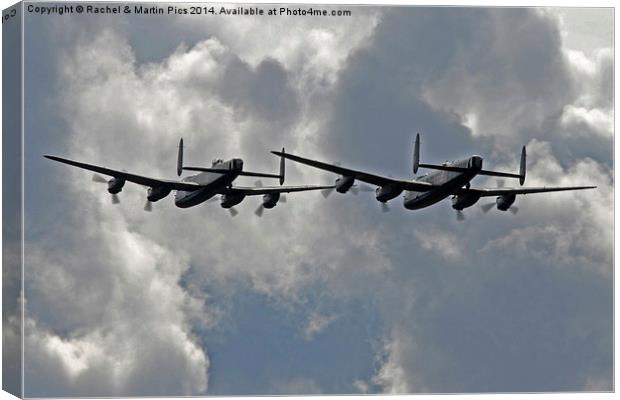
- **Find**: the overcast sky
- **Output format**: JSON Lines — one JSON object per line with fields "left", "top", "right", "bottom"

{"left": 16, "top": 5, "right": 613, "bottom": 396}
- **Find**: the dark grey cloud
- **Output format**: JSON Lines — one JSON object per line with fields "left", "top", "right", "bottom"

{"left": 20, "top": 5, "right": 612, "bottom": 396}
{"left": 307, "top": 7, "right": 612, "bottom": 393}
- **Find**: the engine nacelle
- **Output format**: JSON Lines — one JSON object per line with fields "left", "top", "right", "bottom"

{"left": 376, "top": 183, "right": 403, "bottom": 203}
{"left": 221, "top": 194, "right": 245, "bottom": 208}
{"left": 262, "top": 193, "right": 280, "bottom": 209}
{"left": 335, "top": 176, "right": 355, "bottom": 194}
{"left": 451, "top": 192, "right": 482, "bottom": 210}
{"left": 108, "top": 177, "right": 125, "bottom": 194}
{"left": 147, "top": 186, "right": 171, "bottom": 202}
{"left": 496, "top": 194, "right": 516, "bottom": 211}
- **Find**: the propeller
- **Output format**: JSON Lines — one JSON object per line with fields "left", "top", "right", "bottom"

{"left": 228, "top": 208, "right": 239, "bottom": 217}
{"left": 480, "top": 179, "right": 506, "bottom": 214}
{"left": 144, "top": 200, "right": 152, "bottom": 212}
{"left": 322, "top": 187, "right": 335, "bottom": 198}
{"left": 456, "top": 210, "right": 465, "bottom": 221}
{"left": 92, "top": 174, "right": 108, "bottom": 183}
{"left": 510, "top": 206, "right": 519, "bottom": 215}
{"left": 255, "top": 182, "right": 266, "bottom": 216}
{"left": 321, "top": 162, "right": 343, "bottom": 198}
{"left": 93, "top": 174, "right": 121, "bottom": 204}
{"left": 350, "top": 184, "right": 374, "bottom": 195}
{"left": 253, "top": 180, "right": 285, "bottom": 217}
{"left": 253, "top": 180, "right": 266, "bottom": 217}
{"left": 481, "top": 202, "right": 495, "bottom": 213}
{"left": 381, "top": 202, "right": 390, "bottom": 213}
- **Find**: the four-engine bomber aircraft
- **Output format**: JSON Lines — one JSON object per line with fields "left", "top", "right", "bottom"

{"left": 271, "top": 134, "right": 596, "bottom": 219}
{"left": 44, "top": 139, "right": 334, "bottom": 216}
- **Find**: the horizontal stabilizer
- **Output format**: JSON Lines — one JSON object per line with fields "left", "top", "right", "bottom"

{"left": 183, "top": 166, "right": 229, "bottom": 173}
{"left": 183, "top": 166, "right": 283, "bottom": 179}
{"left": 239, "top": 171, "right": 282, "bottom": 179}
{"left": 418, "top": 163, "right": 522, "bottom": 180}
{"left": 476, "top": 169, "right": 523, "bottom": 179}
{"left": 418, "top": 163, "right": 469, "bottom": 173}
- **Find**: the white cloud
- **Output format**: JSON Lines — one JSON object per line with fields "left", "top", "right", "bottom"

{"left": 24, "top": 217, "right": 210, "bottom": 395}
{"left": 302, "top": 312, "right": 336, "bottom": 340}
{"left": 352, "top": 378, "right": 370, "bottom": 393}
{"left": 270, "top": 376, "right": 323, "bottom": 394}
{"left": 372, "top": 327, "right": 425, "bottom": 394}
{"left": 413, "top": 228, "right": 464, "bottom": 262}
{"left": 175, "top": 7, "right": 379, "bottom": 88}
{"left": 477, "top": 138, "right": 612, "bottom": 278}
{"left": 26, "top": 7, "right": 612, "bottom": 395}
{"left": 27, "top": 14, "right": 388, "bottom": 396}
{"left": 420, "top": 10, "right": 573, "bottom": 148}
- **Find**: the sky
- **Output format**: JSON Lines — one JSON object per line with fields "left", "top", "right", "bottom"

{"left": 8, "top": 4, "right": 613, "bottom": 396}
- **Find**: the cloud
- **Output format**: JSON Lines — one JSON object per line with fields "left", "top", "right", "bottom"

{"left": 26, "top": 14, "right": 386, "bottom": 396}
{"left": 316, "top": 8, "right": 612, "bottom": 393}
{"left": 302, "top": 312, "right": 336, "bottom": 340}
{"left": 25, "top": 6, "right": 612, "bottom": 396}
{"left": 485, "top": 139, "right": 614, "bottom": 277}
{"left": 420, "top": 10, "right": 573, "bottom": 148}
{"left": 24, "top": 216, "right": 210, "bottom": 396}
{"left": 372, "top": 327, "right": 425, "bottom": 393}
{"left": 269, "top": 377, "right": 323, "bottom": 394}
{"left": 413, "top": 229, "right": 464, "bottom": 262}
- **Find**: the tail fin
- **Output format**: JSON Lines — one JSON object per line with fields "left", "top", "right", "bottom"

{"left": 519, "top": 145, "right": 526, "bottom": 186}
{"left": 413, "top": 133, "right": 420, "bottom": 174}
{"left": 279, "top": 147, "right": 285, "bottom": 185}
{"left": 177, "top": 138, "right": 184, "bottom": 176}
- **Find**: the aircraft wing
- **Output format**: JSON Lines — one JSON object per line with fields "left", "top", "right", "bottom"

{"left": 271, "top": 151, "right": 435, "bottom": 191}
{"left": 466, "top": 185, "right": 596, "bottom": 197}
{"left": 224, "top": 184, "right": 335, "bottom": 196}
{"left": 44, "top": 155, "right": 202, "bottom": 191}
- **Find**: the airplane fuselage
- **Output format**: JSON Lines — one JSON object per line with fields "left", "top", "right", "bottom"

{"left": 403, "top": 156, "right": 482, "bottom": 210}
{"left": 174, "top": 158, "right": 242, "bottom": 208}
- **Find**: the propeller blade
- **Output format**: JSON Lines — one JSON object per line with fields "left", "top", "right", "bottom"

{"left": 510, "top": 206, "right": 519, "bottom": 215}
{"left": 144, "top": 200, "right": 152, "bottom": 212}
{"left": 92, "top": 174, "right": 108, "bottom": 183}
{"left": 456, "top": 210, "right": 465, "bottom": 221}
{"left": 381, "top": 202, "right": 390, "bottom": 213}
{"left": 111, "top": 194, "right": 120, "bottom": 204}
{"left": 254, "top": 205, "right": 264, "bottom": 217}
{"left": 350, "top": 184, "right": 374, "bottom": 195}
{"left": 228, "top": 207, "right": 238, "bottom": 217}
{"left": 322, "top": 188, "right": 334, "bottom": 198}
{"left": 481, "top": 203, "right": 495, "bottom": 213}
{"left": 280, "top": 194, "right": 287, "bottom": 203}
